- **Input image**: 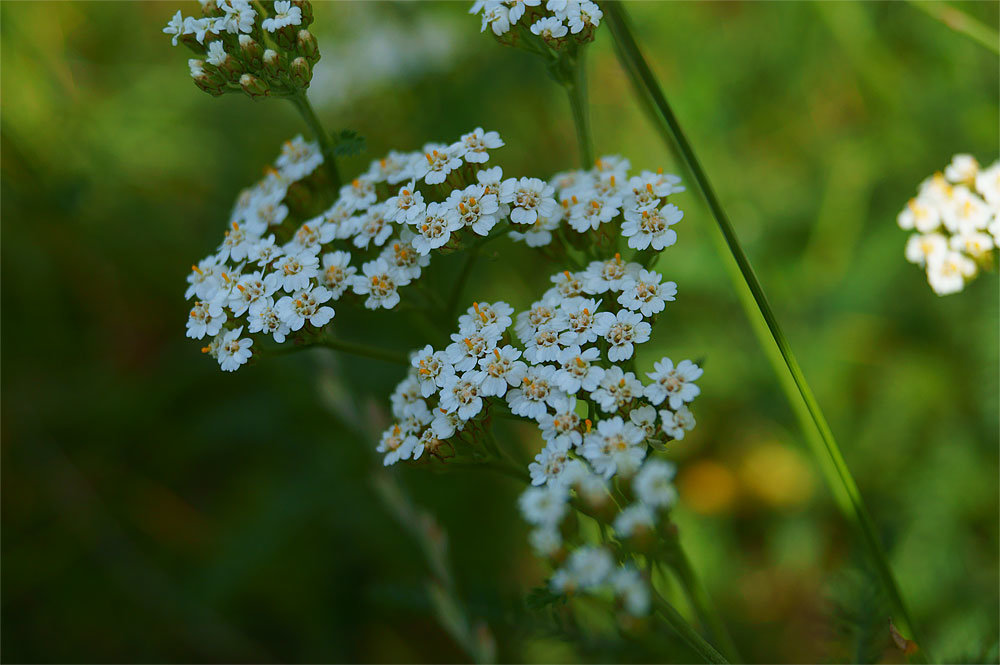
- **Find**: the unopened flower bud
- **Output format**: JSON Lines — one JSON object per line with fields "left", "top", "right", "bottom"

{"left": 263, "top": 49, "right": 282, "bottom": 77}
{"left": 239, "top": 73, "right": 269, "bottom": 99}
{"left": 238, "top": 34, "right": 263, "bottom": 70}
{"left": 190, "top": 60, "right": 226, "bottom": 96}
{"left": 289, "top": 56, "right": 312, "bottom": 89}
{"left": 273, "top": 24, "right": 297, "bottom": 51}
{"left": 296, "top": 29, "right": 320, "bottom": 65}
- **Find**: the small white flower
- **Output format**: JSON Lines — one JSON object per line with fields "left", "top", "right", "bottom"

{"left": 530, "top": 16, "right": 568, "bottom": 39}
{"left": 555, "top": 296, "right": 601, "bottom": 346}
{"left": 897, "top": 197, "right": 941, "bottom": 233}
{"left": 634, "top": 459, "right": 678, "bottom": 508}
{"left": 339, "top": 177, "right": 378, "bottom": 212}
{"left": 515, "top": 300, "right": 558, "bottom": 343}
{"left": 524, "top": 325, "right": 564, "bottom": 364}
{"left": 319, "top": 250, "right": 357, "bottom": 298}
{"left": 187, "top": 301, "right": 226, "bottom": 339}
{"left": 538, "top": 396, "right": 583, "bottom": 449}
{"left": 580, "top": 416, "right": 646, "bottom": 478}
{"left": 353, "top": 203, "right": 394, "bottom": 249}
{"left": 950, "top": 230, "right": 995, "bottom": 259}
{"left": 377, "top": 423, "right": 414, "bottom": 466}
{"left": 206, "top": 40, "right": 227, "bottom": 66}
{"left": 567, "top": 0, "right": 602, "bottom": 33}
{"left": 164, "top": 10, "right": 185, "bottom": 46}
{"left": 590, "top": 366, "right": 643, "bottom": 413}
{"left": 974, "top": 161, "right": 1000, "bottom": 206}
{"left": 582, "top": 255, "right": 639, "bottom": 294}
{"left": 458, "top": 301, "right": 514, "bottom": 334}
{"left": 645, "top": 358, "right": 703, "bottom": 409}
{"left": 352, "top": 258, "right": 411, "bottom": 310}
{"left": 501, "top": 177, "right": 558, "bottom": 226}
{"left": 942, "top": 186, "right": 991, "bottom": 233}
{"left": 275, "top": 286, "right": 335, "bottom": 330}
{"left": 660, "top": 405, "right": 697, "bottom": 440}
{"left": 275, "top": 251, "right": 320, "bottom": 293}
{"left": 249, "top": 234, "right": 283, "bottom": 268}
{"left": 186, "top": 256, "right": 224, "bottom": 301}
{"left": 622, "top": 203, "right": 682, "bottom": 250}
{"left": 614, "top": 503, "right": 655, "bottom": 538}
{"left": 380, "top": 229, "right": 430, "bottom": 281}
{"left": 506, "top": 365, "right": 561, "bottom": 420}
{"left": 431, "top": 410, "right": 467, "bottom": 439}
{"left": 447, "top": 184, "right": 502, "bottom": 236}
{"left": 229, "top": 270, "right": 279, "bottom": 316}
{"left": 276, "top": 136, "right": 324, "bottom": 182}
{"left": 386, "top": 182, "right": 427, "bottom": 226}
{"left": 508, "top": 211, "right": 561, "bottom": 247}
{"left": 390, "top": 375, "right": 423, "bottom": 418}
{"left": 566, "top": 546, "right": 613, "bottom": 588}
{"left": 411, "top": 345, "right": 456, "bottom": 397}
{"left": 476, "top": 345, "right": 527, "bottom": 397}
{"left": 410, "top": 201, "right": 463, "bottom": 255}
{"left": 567, "top": 192, "right": 622, "bottom": 232}
{"left": 528, "top": 439, "right": 573, "bottom": 487}
{"left": 553, "top": 345, "right": 603, "bottom": 394}
{"left": 944, "top": 153, "right": 979, "bottom": 184}
{"left": 618, "top": 269, "right": 677, "bottom": 317}
{"left": 518, "top": 484, "right": 568, "bottom": 527}
{"left": 926, "top": 250, "right": 977, "bottom": 295}
{"left": 218, "top": 221, "right": 254, "bottom": 262}
{"left": 592, "top": 310, "right": 651, "bottom": 362}
{"left": 628, "top": 404, "right": 658, "bottom": 441}
{"left": 216, "top": 327, "right": 253, "bottom": 372}
{"left": 446, "top": 325, "right": 502, "bottom": 372}
{"left": 439, "top": 371, "right": 485, "bottom": 421}
{"left": 246, "top": 297, "right": 291, "bottom": 343}
{"left": 455, "top": 127, "right": 503, "bottom": 164}
{"left": 415, "top": 145, "right": 462, "bottom": 185}
{"left": 262, "top": 0, "right": 302, "bottom": 32}
{"left": 528, "top": 527, "right": 562, "bottom": 557}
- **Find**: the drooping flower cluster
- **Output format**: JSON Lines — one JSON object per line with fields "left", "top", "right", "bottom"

{"left": 164, "top": 0, "right": 320, "bottom": 98}
{"left": 507, "top": 156, "right": 686, "bottom": 252}
{"left": 897, "top": 154, "right": 999, "bottom": 295}
{"left": 379, "top": 256, "right": 701, "bottom": 617}
{"left": 185, "top": 127, "right": 591, "bottom": 371}
{"left": 471, "top": 0, "right": 602, "bottom": 45}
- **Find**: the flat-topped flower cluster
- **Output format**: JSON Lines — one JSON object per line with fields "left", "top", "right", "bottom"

{"left": 898, "top": 154, "right": 999, "bottom": 295}
{"left": 164, "top": 0, "right": 320, "bottom": 98}
{"left": 471, "top": 0, "right": 602, "bottom": 45}
{"left": 379, "top": 256, "right": 701, "bottom": 616}
{"left": 187, "top": 127, "right": 632, "bottom": 371}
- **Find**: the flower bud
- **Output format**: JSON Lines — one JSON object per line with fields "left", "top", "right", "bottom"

{"left": 262, "top": 49, "right": 282, "bottom": 77}
{"left": 238, "top": 34, "right": 263, "bottom": 70}
{"left": 296, "top": 29, "right": 320, "bottom": 65}
{"left": 273, "top": 24, "right": 297, "bottom": 51}
{"left": 239, "top": 73, "right": 269, "bottom": 99}
{"left": 289, "top": 56, "right": 312, "bottom": 89}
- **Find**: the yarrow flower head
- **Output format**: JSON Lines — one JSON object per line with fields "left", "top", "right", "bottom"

{"left": 896, "top": 154, "right": 999, "bottom": 295}
{"left": 470, "top": 0, "right": 602, "bottom": 47}
{"left": 183, "top": 128, "right": 518, "bottom": 371}
{"left": 164, "top": 0, "right": 320, "bottom": 99}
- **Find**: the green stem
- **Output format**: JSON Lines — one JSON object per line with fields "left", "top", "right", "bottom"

{"left": 602, "top": 2, "right": 927, "bottom": 659}
{"left": 317, "top": 337, "right": 409, "bottom": 365}
{"left": 907, "top": 0, "right": 1000, "bottom": 54}
{"left": 564, "top": 48, "right": 594, "bottom": 169}
{"left": 289, "top": 92, "right": 342, "bottom": 190}
{"left": 668, "top": 539, "right": 742, "bottom": 663}
{"left": 651, "top": 589, "right": 729, "bottom": 664}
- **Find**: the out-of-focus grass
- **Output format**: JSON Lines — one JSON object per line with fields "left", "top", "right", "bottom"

{"left": 2, "top": 1, "right": 997, "bottom": 663}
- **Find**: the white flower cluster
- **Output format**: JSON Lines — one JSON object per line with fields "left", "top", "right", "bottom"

{"left": 380, "top": 257, "right": 702, "bottom": 616}
{"left": 471, "top": 0, "right": 602, "bottom": 42}
{"left": 164, "top": 1, "right": 319, "bottom": 98}
{"left": 189, "top": 127, "right": 611, "bottom": 371}
{"left": 508, "top": 156, "right": 685, "bottom": 250}
{"left": 898, "top": 154, "right": 999, "bottom": 295}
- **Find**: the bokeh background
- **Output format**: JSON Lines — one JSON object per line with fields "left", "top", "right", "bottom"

{"left": 2, "top": 1, "right": 998, "bottom": 662}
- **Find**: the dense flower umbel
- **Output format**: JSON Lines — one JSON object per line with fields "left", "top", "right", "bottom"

{"left": 471, "top": 0, "right": 602, "bottom": 45}
{"left": 379, "top": 257, "right": 698, "bottom": 616}
{"left": 164, "top": 0, "right": 321, "bottom": 98}
{"left": 185, "top": 128, "right": 530, "bottom": 371}
{"left": 897, "top": 154, "right": 999, "bottom": 295}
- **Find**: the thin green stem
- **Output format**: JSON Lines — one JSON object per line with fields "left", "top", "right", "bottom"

{"left": 667, "top": 540, "right": 742, "bottom": 663}
{"left": 907, "top": 0, "right": 1000, "bottom": 54}
{"left": 317, "top": 337, "right": 409, "bottom": 365}
{"left": 565, "top": 48, "right": 594, "bottom": 169}
{"left": 602, "top": 2, "right": 927, "bottom": 659}
{"left": 651, "top": 589, "right": 729, "bottom": 664}
{"left": 289, "top": 92, "right": 342, "bottom": 190}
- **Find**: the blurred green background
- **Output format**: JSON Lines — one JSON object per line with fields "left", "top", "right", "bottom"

{"left": 2, "top": 1, "right": 997, "bottom": 662}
